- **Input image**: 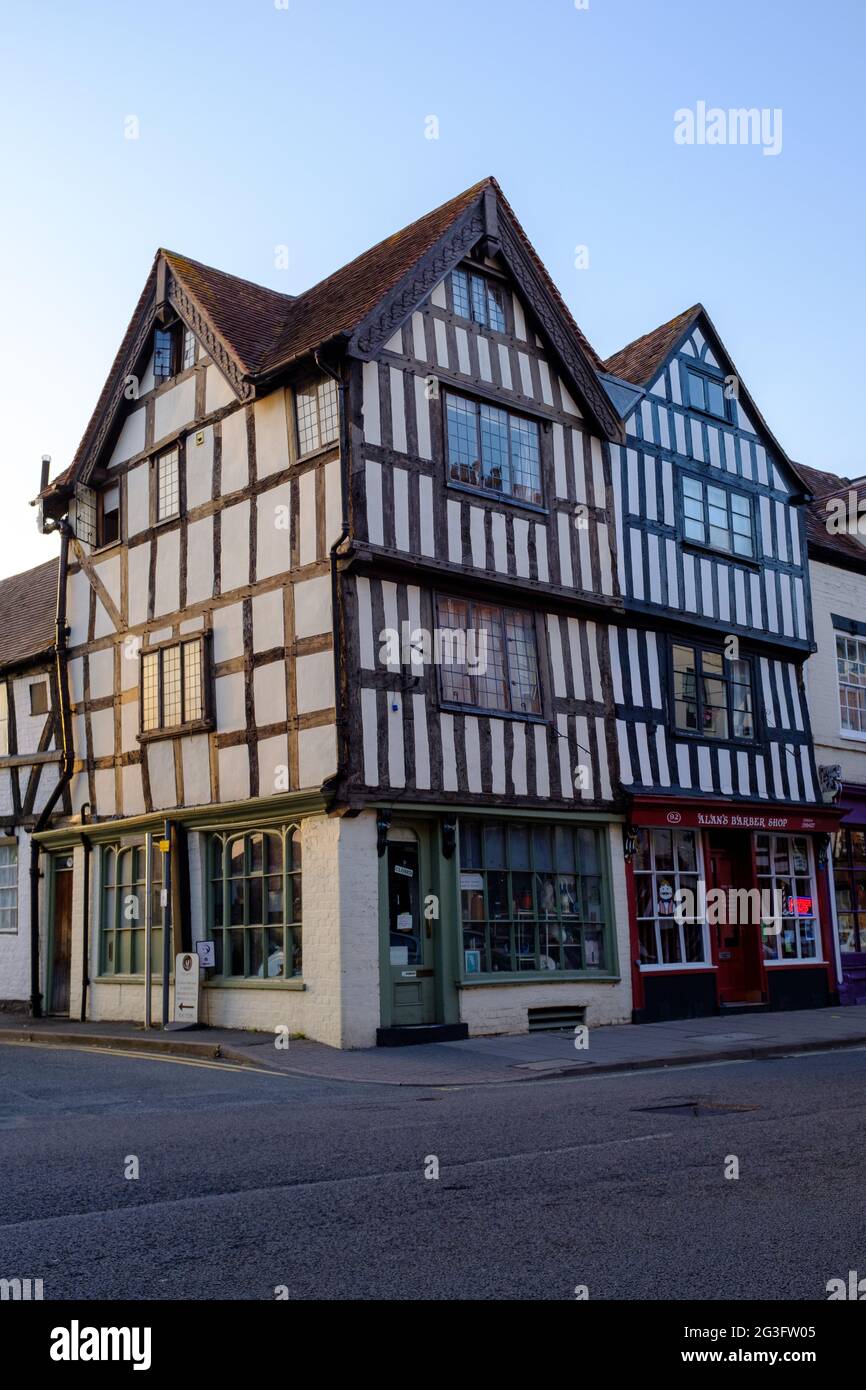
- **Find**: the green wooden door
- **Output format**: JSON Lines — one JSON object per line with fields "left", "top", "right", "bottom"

{"left": 387, "top": 838, "right": 436, "bottom": 1026}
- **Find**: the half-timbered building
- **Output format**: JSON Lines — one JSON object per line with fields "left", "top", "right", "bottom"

{"left": 799, "top": 464, "right": 866, "bottom": 1005}
{"left": 31, "top": 179, "right": 637, "bottom": 1046}
{"left": 601, "top": 306, "right": 843, "bottom": 1021}
{"left": 0, "top": 559, "right": 69, "bottom": 1014}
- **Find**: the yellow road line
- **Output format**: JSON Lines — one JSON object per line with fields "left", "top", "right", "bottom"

{"left": 0, "top": 1038, "right": 284, "bottom": 1076}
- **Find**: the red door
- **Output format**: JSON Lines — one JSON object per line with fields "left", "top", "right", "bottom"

{"left": 708, "top": 841, "right": 762, "bottom": 1004}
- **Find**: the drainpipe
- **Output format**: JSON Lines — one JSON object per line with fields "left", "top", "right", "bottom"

{"left": 29, "top": 518, "right": 74, "bottom": 1017}
{"left": 314, "top": 350, "right": 350, "bottom": 801}
{"left": 79, "top": 804, "right": 91, "bottom": 1022}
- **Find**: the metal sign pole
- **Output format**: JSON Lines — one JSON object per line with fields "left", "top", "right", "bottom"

{"left": 144, "top": 831, "right": 152, "bottom": 1029}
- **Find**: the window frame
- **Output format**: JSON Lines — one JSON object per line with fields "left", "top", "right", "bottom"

{"left": 679, "top": 471, "right": 756, "bottom": 561}
{"left": 207, "top": 826, "right": 303, "bottom": 982}
{"left": 29, "top": 681, "right": 49, "bottom": 717}
{"left": 835, "top": 631, "right": 866, "bottom": 739}
{"left": 153, "top": 323, "right": 181, "bottom": 384}
{"left": 832, "top": 826, "right": 866, "bottom": 954}
{"left": 0, "top": 838, "right": 18, "bottom": 934}
{"left": 443, "top": 388, "right": 545, "bottom": 509}
{"left": 670, "top": 639, "right": 756, "bottom": 745}
{"left": 293, "top": 374, "right": 339, "bottom": 459}
{"left": 154, "top": 445, "right": 182, "bottom": 524}
{"left": 96, "top": 480, "right": 121, "bottom": 548}
{"left": 457, "top": 817, "right": 615, "bottom": 981}
{"left": 449, "top": 268, "right": 508, "bottom": 334}
{"left": 434, "top": 593, "right": 544, "bottom": 721}
{"left": 0, "top": 682, "right": 9, "bottom": 756}
{"left": 98, "top": 839, "right": 165, "bottom": 977}
{"left": 138, "top": 633, "right": 212, "bottom": 742}
{"left": 680, "top": 363, "right": 733, "bottom": 422}
{"left": 757, "top": 833, "right": 821, "bottom": 965}
{"left": 633, "top": 827, "right": 712, "bottom": 970}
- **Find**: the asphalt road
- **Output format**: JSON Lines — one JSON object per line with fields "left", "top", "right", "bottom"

{"left": 0, "top": 1040, "right": 863, "bottom": 1301}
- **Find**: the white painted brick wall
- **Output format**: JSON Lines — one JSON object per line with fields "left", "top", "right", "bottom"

{"left": 86, "top": 811, "right": 381, "bottom": 1048}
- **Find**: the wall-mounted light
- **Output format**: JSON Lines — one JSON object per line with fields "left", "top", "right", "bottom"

{"left": 816, "top": 833, "right": 831, "bottom": 871}
{"left": 376, "top": 810, "right": 391, "bottom": 857}
{"left": 623, "top": 825, "right": 640, "bottom": 861}
{"left": 442, "top": 818, "right": 457, "bottom": 859}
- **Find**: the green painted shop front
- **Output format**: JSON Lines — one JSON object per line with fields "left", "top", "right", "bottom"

{"left": 376, "top": 806, "right": 625, "bottom": 1043}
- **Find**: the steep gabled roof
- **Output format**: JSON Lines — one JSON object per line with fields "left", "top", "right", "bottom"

{"left": 0, "top": 557, "right": 58, "bottom": 670}
{"left": 603, "top": 305, "right": 702, "bottom": 385}
{"left": 798, "top": 462, "right": 866, "bottom": 568}
{"left": 603, "top": 302, "right": 808, "bottom": 494}
{"left": 42, "top": 177, "right": 621, "bottom": 504}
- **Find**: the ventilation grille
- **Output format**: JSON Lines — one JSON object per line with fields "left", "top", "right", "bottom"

{"left": 527, "top": 1005, "right": 586, "bottom": 1034}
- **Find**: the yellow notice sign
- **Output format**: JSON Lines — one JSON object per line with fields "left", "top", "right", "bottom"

{"left": 157, "top": 839, "right": 171, "bottom": 853}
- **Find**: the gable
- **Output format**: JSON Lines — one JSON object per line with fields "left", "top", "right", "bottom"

{"left": 614, "top": 309, "right": 804, "bottom": 498}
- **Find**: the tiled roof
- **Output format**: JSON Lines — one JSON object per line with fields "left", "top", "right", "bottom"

{"left": 798, "top": 462, "right": 866, "bottom": 565}
{"left": 603, "top": 305, "right": 702, "bottom": 384}
{"left": 0, "top": 557, "right": 58, "bottom": 669}
{"left": 44, "top": 177, "right": 611, "bottom": 500}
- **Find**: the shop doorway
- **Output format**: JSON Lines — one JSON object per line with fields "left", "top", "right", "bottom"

{"left": 48, "top": 858, "right": 74, "bottom": 1016}
{"left": 707, "top": 833, "right": 763, "bottom": 1004}
{"left": 386, "top": 832, "right": 436, "bottom": 1027}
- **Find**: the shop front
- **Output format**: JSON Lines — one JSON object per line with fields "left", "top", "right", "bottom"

{"left": 626, "top": 796, "right": 842, "bottom": 1023}
{"left": 830, "top": 786, "right": 866, "bottom": 1006}
{"left": 377, "top": 807, "right": 632, "bottom": 1044}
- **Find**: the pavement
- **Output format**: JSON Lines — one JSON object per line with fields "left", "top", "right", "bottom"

{"left": 2, "top": 1003, "right": 866, "bottom": 1086}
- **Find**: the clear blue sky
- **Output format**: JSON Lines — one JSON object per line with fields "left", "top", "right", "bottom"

{"left": 1, "top": 0, "right": 862, "bottom": 578}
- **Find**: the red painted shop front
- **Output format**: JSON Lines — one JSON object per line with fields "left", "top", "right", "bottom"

{"left": 626, "top": 797, "right": 843, "bottom": 1024}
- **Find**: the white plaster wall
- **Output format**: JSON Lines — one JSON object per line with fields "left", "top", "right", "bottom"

{"left": 297, "top": 724, "right": 337, "bottom": 788}
{"left": 93, "top": 555, "right": 121, "bottom": 639}
{"left": 185, "top": 516, "right": 214, "bottom": 606}
{"left": 254, "top": 390, "right": 290, "bottom": 480}
{"left": 0, "top": 831, "right": 39, "bottom": 1004}
{"left": 154, "top": 378, "right": 196, "bottom": 444}
{"left": 293, "top": 575, "right": 331, "bottom": 638}
{"left": 807, "top": 558, "right": 866, "bottom": 784}
{"left": 220, "top": 409, "right": 249, "bottom": 496}
{"left": 252, "top": 588, "right": 284, "bottom": 649}
{"left": 185, "top": 427, "right": 213, "bottom": 509}
{"left": 220, "top": 501, "right": 250, "bottom": 592}
{"left": 84, "top": 814, "right": 381, "bottom": 1048}
{"left": 256, "top": 482, "right": 291, "bottom": 580}
{"left": 205, "top": 365, "right": 236, "bottom": 414}
{"left": 126, "top": 460, "right": 150, "bottom": 536}
{"left": 108, "top": 407, "right": 146, "bottom": 469}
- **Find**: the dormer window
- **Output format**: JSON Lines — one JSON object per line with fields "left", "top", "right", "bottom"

{"left": 451, "top": 270, "right": 506, "bottom": 333}
{"left": 97, "top": 482, "right": 120, "bottom": 547}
